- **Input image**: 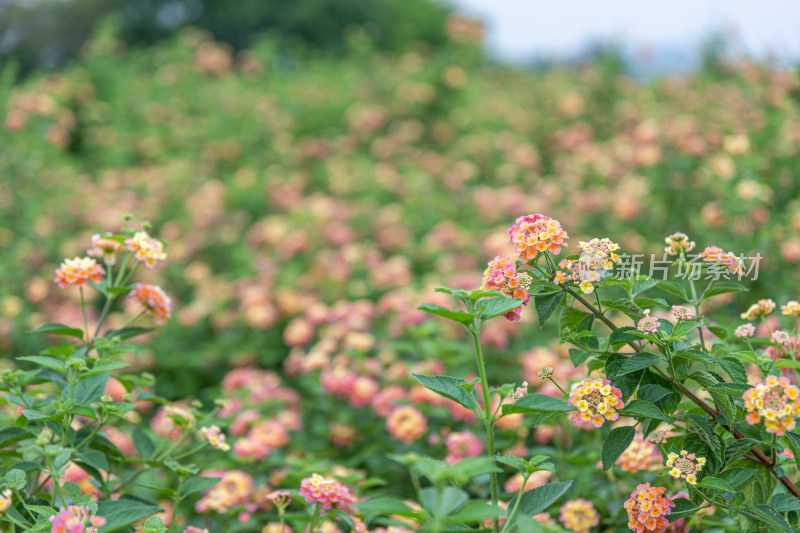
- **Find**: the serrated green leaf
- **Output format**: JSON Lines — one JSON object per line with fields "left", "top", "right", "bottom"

{"left": 183, "top": 476, "right": 221, "bottom": 496}
{"left": 418, "top": 304, "right": 474, "bottom": 326}
{"left": 29, "top": 323, "right": 84, "bottom": 340}
{"left": 97, "top": 500, "right": 163, "bottom": 533}
{"left": 477, "top": 297, "right": 523, "bottom": 320}
{"left": 702, "top": 281, "right": 748, "bottom": 300}
{"left": 568, "top": 349, "right": 591, "bottom": 367}
{"left": 16, "top": 356, "right": 66, "bottom": 373}
{"left": 698, "top": 476, "right": 733, "bottom": 492}
{"left": 620, "top": 400, "right": 673, "bottom": 422}
{"left": 601, "top": 426, "right": 636, "bottom": 470}
{"left": 444, "top": 501, "right": 504, "bottom": 524}
{"left": 719, "top": 467, "right": 755, "bottom": 489}
{"left": 744, "top": 505, "right": 795, "bottom": 533}
{"left": 412, "top": 374, "right": 478, "bottom": 413}
{"left": 535, "top": 292, "right": 564, "bottom": 328}
{"left": 613, "top": 352, "right": 661, "bottom": 377}
{"left": 657, "top": 280, "right": 689, "bottom": 301}
{"left": 509, "top": 481, "right": 573, "bottom": 523}
{"left": 501, "top": 394, "right": 575, "bottom": 416}
{"left": 668, "top": 498, "right": 700, "bottom": 522}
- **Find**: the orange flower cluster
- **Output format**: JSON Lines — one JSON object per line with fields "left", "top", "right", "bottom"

{"left": 740, "top": 298, "right": 775, "bottom": 320}
{"left": 624, "top": 483, "right": 674, "bottom": 533}
{"left": 87, "top": 233, "right": 125, "bottom": 265}
{"left": 616, "top": 435, "right": 662, "bottom": 473}
{"left": 54, "top": 257, "right": 105, "bottom": 288}
{"left": 385, "top": 405, "right": 427, "bottom": 443}
{"left": 508, "top": 214, "right": 568, "bottom": 261}
{"left": 567, "top": 378, "right": 624, "bottom": 428}
{"left": 743, "top": 375, "right": 800, "bottom": 436}
{"left": 195, "top": 470, "right": 253, "bottom": 513}
{"left": 129, "top": 283, "right": 172, "bottom": 325}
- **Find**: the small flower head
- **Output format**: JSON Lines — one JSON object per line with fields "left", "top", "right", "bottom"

{"left": 735, "top": 323, "right": 756, "bottom": 338}
{"left": 740, "top": 299, "right": 776, "bottom": 320}
{"left": 781, "top": 301, "right": 800, "bottom": 317}
{"left": 480, "top": 257, "right": 530, "bottom": 321}
{"left": 267, "top": 490, "right": 292, "bottom": 510}
{"left": 538, "top": 367, "right": 553, "bottom": 380}
{"left": 87, "top": 234, "right": 125, "bottom": 265}
{"left": 444, "top": 431, "right": 484, "bottom": 464}
{"left": 743, "top": 376, "right": 800, "bottom": 436}
{"left": 557, "top": 237, "right": 621, "bottom": 294}
{"left": 637, "top": 310, "right": 660, "bottom": 334}
{"left": 508, "top": 214, "right": 569, "bottom": 260}
{"left": 624, "top": 483, "right": 675, "bottom": 533}
{"left": 199, "top": 425, "right": 231, "bottom": 451}
{"left": 558, "top": 499, "right": 599, "bottom": 533}
{"left": 298, "top": 473, "right": 356, "bottom": 511}
{"left": 49, "top": 505, "right": 106, "bottom": 532}
{"left": 664, "top": 232, "right": 696, "bottom": 255}
{"left": 568, "top": 378, "right": 624, "bottom": 428}
{"left": 511, "top": 381, "right": 528, "bottom": 401}
{"left": 125, "top": 230, "right": 167, "bottom": 268}
{"left": 54, "top": 257, "right": 106, "bottom": 288}
{"left": 665, "top": 450, "right": 705, "bottom": 484}
{"left": 772, "top": 330, "right": 792, "bottom": 346}
{"left": 0, "top": 489, "right": 12, "bottom": 514}
{"left": 386, "top": 406, "right": 427, "bottom": 443}
{"left": 700, "top": 246, "right": 744, "bottom": 275}
{"left": 646, "top": 431, "right": 668, "bottom": 445}
{"left": 671, "top": 305, "right": 694, "bottom": 321}
{"left": 195, "top": 470, "right": 253, "bottom": 513}
{"left": 616, "top": 435, "right": 663, "bottom": 473}
{"left": 129, "top": 283, "right": 172, "bottom": 325}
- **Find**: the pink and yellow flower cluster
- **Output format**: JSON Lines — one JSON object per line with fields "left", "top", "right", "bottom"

{"left": 480, "top": 256, "right": 531, "bottom": 321}
{"left": 49, "top": 505, "right": 106, "bottom": 533}
{"left": 567, "top": 378, "right": 624, "bottom": 428}
{"left": 54, "top": 257, "right": 106, "bottom": 288}
{"left": 743, "top": 375, "right": 800, "bottom": 436}
{"left": 299, "top": 473, "right": 356, "bottom": 511}
{"left": 616, "top": 435, "right": 662, "bottom": 473}
{"left": 508, "top": 214, "right": 569, "bottom": 261}
{"left": 665, "top": 450, "right": 705, "bottom": 485}
{"left": 558, "top": 499, "right": 599, "bottom": 533}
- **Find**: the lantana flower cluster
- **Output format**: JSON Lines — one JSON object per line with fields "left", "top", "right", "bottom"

{"left": 49, "top": 505, "right": 106, "bottom": 532}
{"left": 507, "top": 214, "right": 569, "bottom": 261}
{"left": 54, "top": 257, "right": 106, "bottom": 288}
{"left": 742, "top": 375, "right": 800, "bottom": 436}
{"left": 567, "top": 378, "right": 624, "bottom": 428}
{"left": 740, "top": 298, "right": 776, "bottom": 320}
{"left": 665, "top": 450, "right": 705, "bottom": 484}
{"left": 558, "top": 499, "right": 599, "bottom": 533}
{"left": 781, "top": 300, "right": 800, "bottom": 316}
{"left": 87, "top": 233, "right": 125, "bottom": 264}
{"left": 299, "top": 473, "right": 357, "bottom": 511}
{"left": 664, "top": 232, "right": 695, "bottom": 255}
{"left": 195, "top": 470, "right": 253, "bottom": 513}
{"left": 699, "top": 245, "right": 743, "bottom": 275}
{"left": 624, "top": 483, "right": 675, "bottom": 533}
{"left": 480, "top": 256, "right": 532, "bottom": 321}
{"left": 616, "top": 435, "right": 663, "bottom": 473}
{"left": 129, "top": 283, "right": 173, "bottom": 325}
{"left": 557, "top": 238, "right": 621, "bottom": 294}
{"left": 125, "top": 230, "right": 167, "bottom": 267}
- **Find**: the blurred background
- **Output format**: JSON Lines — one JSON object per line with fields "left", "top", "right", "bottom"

{"left": 2, "top": 0, "right": 800, "bottom": 400}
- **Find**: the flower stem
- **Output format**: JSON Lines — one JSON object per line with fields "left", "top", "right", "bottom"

{"left": 471, "top": 330, "right": 499, "bottom": 533}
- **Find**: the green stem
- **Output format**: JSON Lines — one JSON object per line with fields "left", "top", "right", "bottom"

{"left": 547, "top": 376, "right": 569, "bottom": 398}
{"left": 500, "top": 472, "right": 529, "bottom": 533}
{"left": 92, "top": 296, "right": 114, "bottom": 340}
{"left": 167, "top": 476, "right": 185, "bottom": 533}
{"left": 306, "top": 503, "right": 321, "bottom": 533}
{"left": 80, "top": 287, "right": 89, "bottom": 344}
{"left": 687, "top": 276, "right": 707, "bottom": 350}
{"left": 471, "top": 331, "right": 499, "bottom": 533}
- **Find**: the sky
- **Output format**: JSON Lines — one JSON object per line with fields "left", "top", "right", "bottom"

{"left": 451, "top": 0, "right": 800, "bottom": 66}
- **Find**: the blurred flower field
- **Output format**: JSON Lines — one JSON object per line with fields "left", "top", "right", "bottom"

{"left": 2, "top": 17, "right": 800, "bottom": 533}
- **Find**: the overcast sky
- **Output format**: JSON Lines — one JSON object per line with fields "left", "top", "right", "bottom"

{"left": 452, "top": 0, "right": 800, "bottom": 64}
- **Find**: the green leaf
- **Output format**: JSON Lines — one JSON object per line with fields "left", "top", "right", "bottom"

{"left": 706, "top": 325, "right": 728, "bottom": 340}
{"left": 608, "top": 327, "right": 640, "bottom": 347}
{"left": 601, "top": 426, "right": 636, "bottom": 470}
{"left": 619, "top": 400, "right": 673, "bottom": 422}
{"left": 85, "top": 360, "right": 130, "bottom": 375}
{"left": 744, "top": 505, "right": 795, "bottom": 533}
{"left": 420, "top": 487, "right": 467, "bottom": 517}
{"left": 68, "top": 372, "right": 110, "bottom": 405}
{"left": 501, "top": 394, "right": 575, "bottom": 416}
{"left": 509, "top": 481, "right": 573, "bottom": 522}
{"left": 685, "top": 414, "right": 723, "bottom": 461}
{"left": 698, "top": 476, "right": 733, "bottom": 492}
{"left": 613, "top": 352, "right": 661, "bottom": 377}
{"left": 132, "top": 427, "right": 156, "bottom": 460}
{"left": 444, "top": 501, "right": 504, "bottom": 524}
{"left": 16, "top": 356, "right": 66, "bottom": 373}
{"left": 771, "top": 494, "right": 800, "bottom": 513}
{"left": 568, "top": 349, "right": 591, "bottom": 367}
{"left": 535, "top": 292, "right": 564, "bottom": 327}
{"left": 418, "top": 304, "right": 474, "bottom": 326}
{"left": 719, "top": 467, "right": 755, "bottom": 489}
{"left": 358, "top": 497, "right": 412, "bottom": 522}
{"left": 29, "top": 323, "right": 85, "bottom": 340}
{"left": 26, "top": 505, "right": 56, "bottom": 517}
{"left": 632, "top": 278, "right": 658, "bottom": 296}
{"left": 671, "top": 320, "right": 700, "bottom": 339}
{"left": 5, "top": 469, "right": 26, "bottom": 490}
{"left": 496, "top": 454, "right": 528, "bottom": 473}
{"left": 725, "top": 439, "right": 760, "bottom": 466}
{"left": 103, "top": 327, "right": 155, "bottom": 341}
{"left": 183, "top": 476, "right": 221, "bottom": 496}
{"left": 0, "top": 426, "right": 34, "bottom": 448}
{"left": 634, "top": 296, "right": 668, "bottom": 308}
{"left": 97, "top": 500, "right": 163, "bottom": 533}
{"left": 785, "top": 432, "right": 800, "bottom": 471}
{"left": 412, "top": 374, "right": 478, "bottom": 413}
{"left": 718, "top": 356, "right": 748, "bottom": 383}
{"left": 636, "top": 384, "right": 672, "bottom": 403}
{"left": 477, "top": 297, "right": 523, "bottom": 320}
{"left": 77, "top": 450, "right": 108, "bottom": 472}
{"left": 672, "top": 349, "right": 715, "bottom": 365}
{"left": 668, "top": 498, "right": 700, "bottom": 522}
{"left": 657, "top": 280, "right": 689, "bottom": 301}
{"left": 702, "top": 281, "right": 748, "bottom": 300}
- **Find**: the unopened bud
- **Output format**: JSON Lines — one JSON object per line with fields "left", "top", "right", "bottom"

{"left": 537, "top": 367, "right": 554, "bottom": 379}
